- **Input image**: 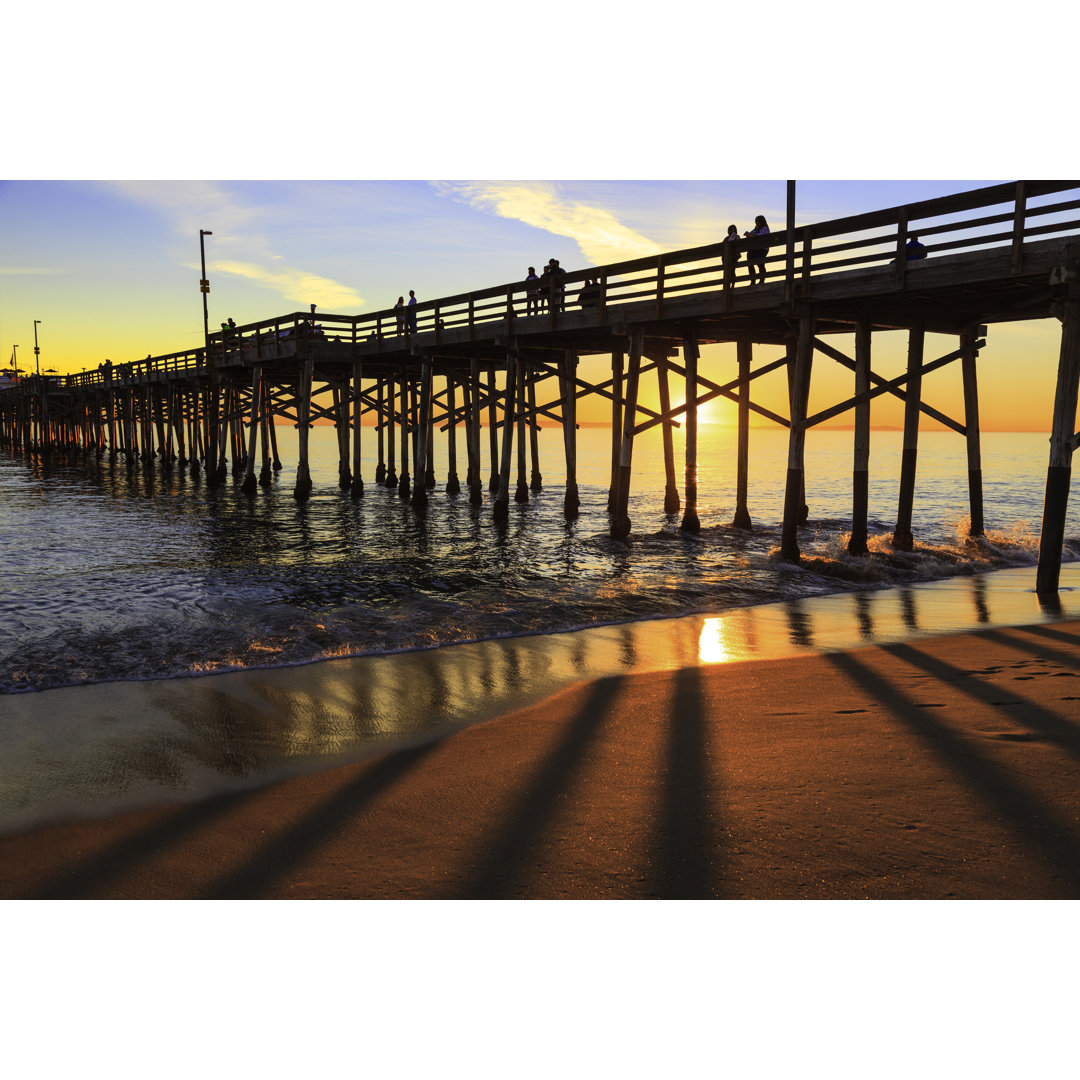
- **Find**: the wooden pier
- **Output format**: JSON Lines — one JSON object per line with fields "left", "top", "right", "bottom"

{"left": 3, "top": 180, "right": 1079, "bottom": 590}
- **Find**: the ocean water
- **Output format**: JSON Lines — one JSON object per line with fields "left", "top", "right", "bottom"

{"left": 1, "top": 423, "right": 1077, "bottom": 696}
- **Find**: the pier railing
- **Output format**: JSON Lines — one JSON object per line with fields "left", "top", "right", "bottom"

{"left": 205, "top": 180, "right": 1080, "bottom": 357}
{"left": 7, "top": 180, "right": 1078, "bottom": 393}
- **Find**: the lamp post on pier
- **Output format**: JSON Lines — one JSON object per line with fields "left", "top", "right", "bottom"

{"left": 33, "top": 320, "right": 42, "bottom": 378}
{"left": 199, "top": 230, "right": 213, "bottom": 353}
{"left": 11, "top": 345, "right": 19, "bottom": 379}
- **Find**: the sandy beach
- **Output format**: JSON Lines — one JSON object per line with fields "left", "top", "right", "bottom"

{"left": 3, "top": 616, "right": 1079, "bottom": 900}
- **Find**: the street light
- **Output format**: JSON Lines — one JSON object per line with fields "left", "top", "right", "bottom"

{"left": 10, "top": 344, "right": 18, "bottom": 379}
{"left": 199, "top": 230, "right": 213, "bottom": 353}
{"left": 33, "top": 320, "right": 42, "bottom": 378}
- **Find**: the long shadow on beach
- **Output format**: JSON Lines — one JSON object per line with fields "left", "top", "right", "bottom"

{"left": 828, "top": 647, "right": 1080, "bottom": 892}
{"left": 648, "top": 665, "right": 722, "bottom": 899}
{"left": 199, "top": 742, "right": 441, "bottom": 899}
{"left": 453, "top": 676, "right": 624, "bottom": 899}
{"left": 31, "top": 788, "right": 258, "bottom": 899}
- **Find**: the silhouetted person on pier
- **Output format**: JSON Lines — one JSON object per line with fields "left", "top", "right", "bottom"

{"left": 545, "top": 259, "right": 567, "bottom": 312}
{"left": 407, "top": 290, "right": 418, "bottom": 333}
{"left": 525, "top": 267, "right": 541, "bottom": 314}
{"left": 722, "top": 224, "right": 740, "bottom": 281}
{"left": 744, "top": 215, "right": 770, "bottom": 285}
{"left": 394, "top": 296, "right": 405, "bottom": 335}
{"left": 578, "top": 279, "right": 601, "bottom": 308}
{"left": 889, "top": 236, "right": 928, "bottom": 266}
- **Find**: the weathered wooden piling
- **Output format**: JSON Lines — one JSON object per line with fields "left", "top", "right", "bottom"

{"left": 527, "top": 369, "right": 542, "bottom": 493}
{"left": 892, "top": 327, "right": 925, "bottom": 552}
{"left": 847, "top": 320, "right": 872, "bottom": 555}
{"left": 562, "top": 351, "right": 579, "bottom": 517}
{"left": 656, "top": 353, "right": 680, "bottom": 515}
{"left": 680, "top": 331, "right": 701, "bottom": 533}
{"left": 607, "top": 348, "right": 623, "bottom": 512}
{"left": 468, "top": 359, "right": 484, "bottom": 505}
{"left": 1036, "top": 288, "right": 1080, "bottom": 593}
{"left": 445, "top": 374, "right": 461, "bottom": 496}
{"left": 241, "top": 367, "right": 261, "bottom": 493}
{"left": 487, "top": 366, "right": 499, "bottom": 492}
{"left": 412, "top": 362, "right": 431, "bottom": 509}
{"left": 780, "top": 312, "right": 815, "bottom": 562}
{"left": 294, "top": 357, "right": 313, "bottom": 500}
{"left": 611, "top": 330, "right": 643, "bottom": 539}
{"left": 961, "top": 325, "right": 984, "bottom": 537}
{"left": 398, "top": 369, "right": 411, "bottom": 499}
{"left": 732, "top": 338, "right": 753, "bottom": 529}
{"left": 515, "top": 358, "right": 529, "bottom": 503}
{"left": 350, "top": 358, "right": 364, "bottom": 497}
{"left": 493, "top": 349, "right": 517, "bottom": 522}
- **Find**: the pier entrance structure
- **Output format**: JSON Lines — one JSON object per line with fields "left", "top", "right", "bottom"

{"left": 3, "top": 181, "right": 1079, "bottom": 592}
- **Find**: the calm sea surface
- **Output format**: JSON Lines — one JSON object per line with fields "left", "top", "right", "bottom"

{"left": 2, "top": 424, "right": 1077, "bottom": 695}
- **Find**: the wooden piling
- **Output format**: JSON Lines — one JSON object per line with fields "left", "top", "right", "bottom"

{"left": 680, "top": 331, "right": 701, "bottom": 533}
{"left": 385, "top": 375, "right": 398, "bottom": 487}
{"left": 656, "top": 354, "right": 680, "bottom": 515}
{"left": 398, "top": 369, "right": 411, "bottom": 499}
{"left": 528, "top": 369, "right": 542, "bottom": 492}
{"left": 780, "top": 312, "right": 816, "bottom": 562}
{"left": 515, "top": 358, "right": 529, "bottom": 503}
{"left": 468, "top": 358, "right": 484, "bottom": 505}
{"left": 241, "top": 367, "right": 261, "bottom": 493}
{"left": 258, "top": 400, "right": 272, "bottom": 487}
{"left": 494, "top": 350, "right": 517, "bottom": 521}
{"left": 892, "top": 327, "right": 925, "bottom": 551}
{"left": 412, "top": 362, "right": 431, "bottom": 509}
{"left": 351, "top": 358, "right": 364, "bottom": 497}
{"left": 608, "top": 348, "right": 623, "bottom": 511}
{"left": 562, "top": 352, "right": 580, "bottom": 517}
{"left": 611, "top": 330, "right": 643, "bottom": 539}
{"left": 961, "top": 325, "right": 984, "bottom": 537}
{"left": 488, "top": 365, "right": 499, "bottom": 491}
{"left": 847, "top": 319, "right": 872, "bottom": 554}
{"left": 446, "top": 374, "right": 461, "bottom": 495}
{"left": 732, "top": 338, "right": 753, "bottom": 529}
{"left": 1036, "top": 291, "right": 1080, "bottom": 594}
{"left": 375, "top": 377, "right": 386, "bottom": 485}
{"left": 334, "top": 384, "right": 352, "bottom": 490}
{"left": 293, "top": 357, "right": 313, "bottom": 501}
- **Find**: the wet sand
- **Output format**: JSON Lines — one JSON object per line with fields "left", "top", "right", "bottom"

{"left": 3, "top": 617, "right": 1079, "bottom": 899}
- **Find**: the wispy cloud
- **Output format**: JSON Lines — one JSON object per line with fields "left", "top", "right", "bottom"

{"left": 210, "top": 260, "right": 363, "bottom": 311}
{"left": 0, "top": 266, "right": 64, "bottom": 275}
{"left": 433, "top": 181, "right": 661, "bottom": 265}
{"left": 106, "top": 180, "right": 365, "bottom": 309}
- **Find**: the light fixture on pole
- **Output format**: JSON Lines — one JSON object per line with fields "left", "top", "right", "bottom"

{"left": 11, "top": 345, "right": 19, "bottom": 379}
{"left": 199, "top": 229, "right": 213, "bottom": 353}
{"left": 33, "top": 320, "right": 42, "bottom": 379}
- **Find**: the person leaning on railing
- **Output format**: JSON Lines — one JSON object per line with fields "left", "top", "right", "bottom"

{"left": 743, "top": 215, "right": 770, "bottom": 285}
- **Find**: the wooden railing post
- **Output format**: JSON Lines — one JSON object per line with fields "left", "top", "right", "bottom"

{"left": 1011, "top": 181, "right": 1028, "bottom": 274}
{"left": 785, "top": 180, "right": 796, "bottom": 304}
{"left": 895, "top": 209, "right": 909, "bottom": 288}
{"left": 800, "top": 226, "right": 814, "bottom": 300}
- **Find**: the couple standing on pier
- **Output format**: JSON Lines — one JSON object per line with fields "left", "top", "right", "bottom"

{"left": 394, "top": 291, "right": 418, "bottom": 335}
{"left": 723, "top": 214, "right": 770, "bottom": 285}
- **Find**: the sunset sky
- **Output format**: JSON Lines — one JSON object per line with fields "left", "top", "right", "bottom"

{"left": 1, "top": 6, "right": 1071, "bottom": 432}
{"left": 1, "top": 179, "right": 1068, "bottom": 431}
